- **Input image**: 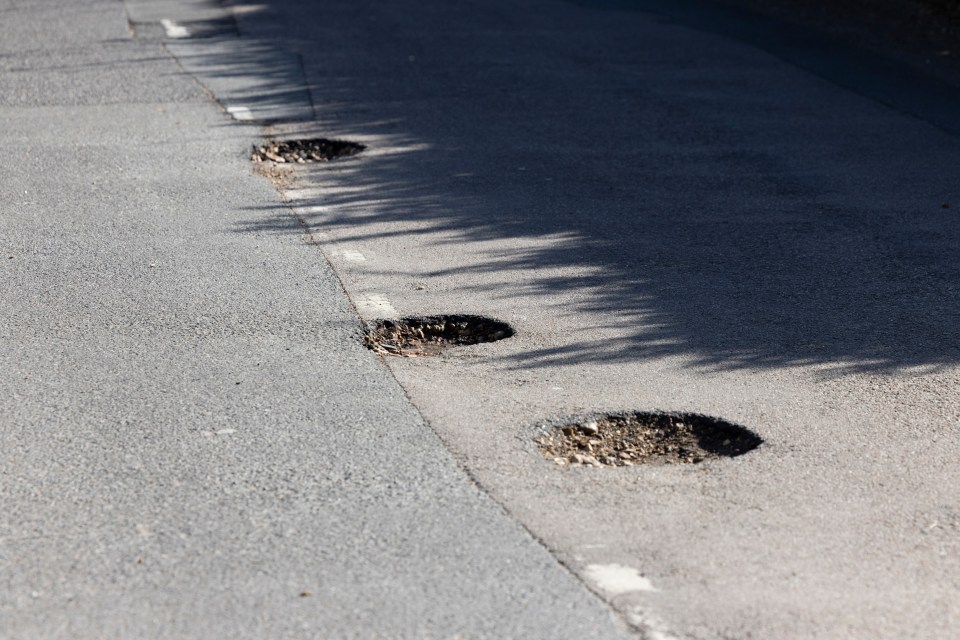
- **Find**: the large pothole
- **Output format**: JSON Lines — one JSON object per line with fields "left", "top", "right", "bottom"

{"left": 364, "top": 315, "right": 514, "bottom": 357}
{"left": 251, "top": 138, "right": 365, "bottom": 163}
{"left": 536, "top": 412, "right": 762, "bottom": 467}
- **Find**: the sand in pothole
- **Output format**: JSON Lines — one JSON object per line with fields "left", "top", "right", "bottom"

{"left": 364, "top": 315, "right": 513, "bottom": 357}
{"left": 536, "top": 412, "right": 762, "bottom": 467}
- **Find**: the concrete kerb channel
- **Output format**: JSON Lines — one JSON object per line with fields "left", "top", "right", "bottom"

{"left": 247, "top": 136, "right": 764, "bottom": 472}
{"left": 142, "top": 4, "right": 767, "bottom": 636}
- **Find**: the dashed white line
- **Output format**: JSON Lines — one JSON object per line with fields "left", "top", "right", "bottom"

{"left": 356, "top": 294, "right": 398, "bottom": 319}
{"left": 284, "top": 188, "right": 319, "bottom": 202}
{"left": 626, "top": 609, "right": 680, "bottom": 640}
{"left": 341, "top": 250, "right": 366, "bottom": 262}
{"left": 583, "top": 564, "right": 658, "bottom": 595}
{"left": 160, "top": 19, "right": 190, "bottom": 38}
{"left": 226, "top": 105, "right": 253, "bottom": 121}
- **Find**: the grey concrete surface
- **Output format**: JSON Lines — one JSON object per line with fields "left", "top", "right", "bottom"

{"left": 212, "top": 0, "right": 960, "bottom": 638}
{"left": 0, "top": 1, "right": 632, "bottom": 638}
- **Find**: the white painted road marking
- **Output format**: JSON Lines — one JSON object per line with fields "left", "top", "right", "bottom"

{"left": 160, "top": 19, "right": 190, "bottom": 38}
{"left": 584, "top": 564, "right": 658, "bottom": 594}
{"left": 284, "top": 188, "right": 319, "bottom": 202}
{"left": 341, "top": 250, "right": 366, "bottom": 262}
{"left": 226, "top": 105, "right": 253, "bottom": 121}
{"left": 356, "top": 294, "right": 398, "bottom": 319}
{"left": 626, "top": 609, "right": 680, "bottom": 640}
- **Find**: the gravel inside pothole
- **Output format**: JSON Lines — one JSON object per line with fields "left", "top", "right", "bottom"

{"left": 364, "top": 315, "right": 514, "bottom": 357}
{"left": 251, "top": 138, "right": 365, "bottom": 163}
{"left": 536, "top": 412, "right": 762, "bottom": 467}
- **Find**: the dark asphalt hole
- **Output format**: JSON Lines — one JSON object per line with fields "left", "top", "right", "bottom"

{"left": 364, "top": 315, "right": 514, "bottom": 357}
{"left": 536, "top": 412, "right": 762, "bottom": 467}
{"left": 251, "top": 138, "right": 365, "bottom": 164}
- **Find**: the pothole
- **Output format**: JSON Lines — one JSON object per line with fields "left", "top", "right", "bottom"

{"left": 251, "top": 138, "right": 365, "bottom": 163}
{"left": 364, "top": 315, "right": 514, "bottom": 357}
{"left": 536, "top": 412, "right": 762, "bottom": 467}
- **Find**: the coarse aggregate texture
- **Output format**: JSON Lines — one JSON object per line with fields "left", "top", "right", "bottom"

{"left": 251, "top": 138, "right": 366, "bottom": 164}
{"left": 226, "top": 0, "right": 960, "bottom": 638}
{"left": 535, "top": 412, "right": 763, "bottom": 466}
{"left": 0, "top": 1, "right": 632, "bottom": 638}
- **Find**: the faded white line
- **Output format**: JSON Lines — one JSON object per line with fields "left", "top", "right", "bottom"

{"left": 284, "top": 188, "right": 319, "bottom": 202}
{"left": 626, "top": 609, "right": 680, "bottom": 640}
{"left": 341, "top": 249, "right": 366, "bottom": 262}
{"left": 584, "top": 564, "right": 658, "bottom": 595}
{"left": 226, "top": 105, "right": 253, "bottom": 121}
{"left": 356, "top": 294, "right": 398, "bottom": 319}
{"left": 160, "top": 19, "right": 190, "bottom": 38}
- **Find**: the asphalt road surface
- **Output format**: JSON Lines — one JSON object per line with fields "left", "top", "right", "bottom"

{"left": 3, "top": 0, "right": 959, "bottom": 638}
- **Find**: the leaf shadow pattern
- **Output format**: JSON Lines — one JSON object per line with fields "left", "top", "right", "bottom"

{"left": 230, "top": 0, "right": 960, "bottom": 375}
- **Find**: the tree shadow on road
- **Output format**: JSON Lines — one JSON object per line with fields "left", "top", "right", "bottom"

{"left": 230, "top": 0, "right": 960, "bottom": 375}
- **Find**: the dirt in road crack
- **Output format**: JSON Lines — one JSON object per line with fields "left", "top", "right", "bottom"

{"left": 536, "top": 412, "right": 762, "bottom": 467}
{"left": 365, "top": 315, "right": 514, "bottom": 357}
{"left": 251, "top": 138, "right": 365, "bottom": 163}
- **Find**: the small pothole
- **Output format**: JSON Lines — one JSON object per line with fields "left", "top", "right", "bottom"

{"left": 364, "top": 315, "right": 514, "bottom": 357}
{"left": 251, "top": 138, "right": 365, "bottom": 164}
{"left": 536, "top": 412, "right": 762, "bottom": 467}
